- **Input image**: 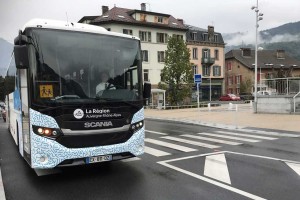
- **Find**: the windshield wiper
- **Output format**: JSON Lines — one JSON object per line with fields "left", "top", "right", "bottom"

{"left": 94, "top": 97, "right": 140, "bottom": 109}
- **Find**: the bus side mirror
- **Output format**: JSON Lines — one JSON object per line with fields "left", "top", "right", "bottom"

{"left": 14, "top": 45, "right": 29, "bottom": 69}
{"left": 143, "top": 82, "right": 151, "bottom": 99}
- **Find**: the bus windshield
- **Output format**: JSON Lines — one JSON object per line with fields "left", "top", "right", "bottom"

{"left": 28, "top": 29, "right": 142, "bottom": 106}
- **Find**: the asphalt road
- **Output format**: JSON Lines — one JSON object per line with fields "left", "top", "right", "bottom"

{"left": 0, "top": 118, "right": 299, "bottom": 200}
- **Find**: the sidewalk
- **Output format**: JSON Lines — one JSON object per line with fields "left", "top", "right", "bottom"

{"left": 144, "top": 103, "right": 300, "bottom": 132}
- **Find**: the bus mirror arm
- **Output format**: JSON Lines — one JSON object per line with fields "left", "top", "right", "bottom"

{"left": 14, "top": 30, "right": 30, "bottom": 69}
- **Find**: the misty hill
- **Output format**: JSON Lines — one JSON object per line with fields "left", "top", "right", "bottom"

{"left": 0, "top": 38, "right": 13, "bottom": 76}
{"left": 224, "top": 21, "right": 300, "bottom": 61}
{"left": 260, "top": 21, "right": 300, "bottom": 42}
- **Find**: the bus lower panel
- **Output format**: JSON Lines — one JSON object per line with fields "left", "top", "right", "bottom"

{"left": 58, "top": 152, "right": 134, "bottom": 167}
{"left": 56, "top": 130, "right": 134, "bottom": 148}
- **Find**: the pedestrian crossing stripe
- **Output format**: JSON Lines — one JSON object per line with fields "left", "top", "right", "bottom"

{"left": 197, "top": 132, "right": 261, "bottom": 143}
{"left": 145, "top": 138, "right": 197, "bottom": 152}
{"left": 216, "top": 131, "right": 277, "bottom": 140}
{"left": 182, "top": 134, "right": 242, "bottom": 145}
{"left": 162, "top": 136, "right": 220, "bottom": 149}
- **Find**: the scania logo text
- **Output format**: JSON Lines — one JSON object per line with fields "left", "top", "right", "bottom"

{"left": 84, "top": 121, "right": 113, "bottom": 128}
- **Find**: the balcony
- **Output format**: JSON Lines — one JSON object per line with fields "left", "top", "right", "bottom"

{"left": 201, "top": 57, "right": 215, "bottom": 65}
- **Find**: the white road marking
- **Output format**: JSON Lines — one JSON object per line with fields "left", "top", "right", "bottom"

{"left": 216, "top": 131, "right": 277, "bottom": 140}
{"left": 158, "top": 160, "right": 266, "bottom": 200}
{"left": 162, "top": 136, "right": 220, "bottom": 149}
{"left": 182, "top": 134, "right": 242, "bottom": 145}
{"left": 145, "top": 138, "right": 197, "bottom": 152}
{"left": 238, "top": 129, "right": 299, "bottom": 138}
{"left": 197, "top": 132, "right": 261, "bottom": 142}
{"left": 145, "top": 130, "right": 167, "bottom": 135}
{"left": 204, "top": 153, "right": 231, "bottom": 184}
{"left": 121, "top": 157, "right": 141, "bottom": 162}
{"left": 285, "top": 162, "right": 300, "bottom": 176}
{"left": 0, "top": 167, "right": 6, "bottom": 200}
{"left": 144, "top": 146, "right": 171, "bottom": 157}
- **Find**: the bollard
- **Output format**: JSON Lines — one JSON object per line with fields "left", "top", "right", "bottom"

{"left": 208, "top": 103, "right": 211, "bottom": 112}
{"left": 228, "top": 102, "right": 233, "bottom": 110}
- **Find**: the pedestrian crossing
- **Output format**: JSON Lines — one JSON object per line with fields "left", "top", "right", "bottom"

{"left": 140, "top": 129, "right": 299, "bottom": 159}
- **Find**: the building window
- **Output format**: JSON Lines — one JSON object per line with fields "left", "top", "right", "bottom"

{"left": 228, "top": 88, "right": 233, "bottom": 94}
{"left": 227, "top": 62, "right": 232, "bottom": 71}
{"left": 192, "top": 65, "right": 198, "bottom": 75}
{"left": 158, "top": 51, "right": 165, "bottom": 62}
{"left": 139, "top": 31, "right": 151, "bottom": 42}
{"left": 191, "top": 32, "right": 197, "bottom": 40}
{"left": 142, "top": 50, "right": 149, "bottom": 62}
{"left": 192, "top": 48, "right": 198, "bottom": 59}
{"left": 236, "top": 75, "right": 242, "bottom": 84}
{"left": 158, "top": 16, "right": 163, "bottom": 23}
{"left": 236, "top": 88, "right": 240, "bottom": 95}
{"left": 214, "top": 35, "right": 218, "bottom": 42}
{"left": 203, "top": 50, "right": 209, "bottom": 58}
{"left": 214, "top": 49, "right": 219, "bottom": 60}
{"left": 203, "top": 66, "right": 210, "bottom": 76}
{"left": 140, "top": 14, "right": 147, "bottom": 22}
{"left": 123, "top": 29, "right": 133, "bottom": 35}
{"left": 203, "top": 33, "right": 208, "bottom": 41}
{"left": 157, "top": 33, "right": 168, "bottom": 43}
{"left": 228, "top": 76, "right": 233, "bottom": 86}
{"left": 173, "top": 34, "right": 183, "bottom": 40}
{"left": 144, "top": 69, "right": 149, "bottom": 81}
{"left": 213, "top": 66, "right": 221, "bottom": 76}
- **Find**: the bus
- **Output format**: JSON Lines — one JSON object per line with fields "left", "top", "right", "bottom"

{"left": 4, "top": 19, "right": 151, "bottom": 169}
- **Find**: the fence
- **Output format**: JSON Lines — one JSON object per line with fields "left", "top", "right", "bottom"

{"left": 261, "top": 77, "right": 300, "bottom": 95}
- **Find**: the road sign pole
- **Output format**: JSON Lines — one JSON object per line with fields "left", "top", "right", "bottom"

{"left": 197, "top": 83, "right": 200, "bottom": 109}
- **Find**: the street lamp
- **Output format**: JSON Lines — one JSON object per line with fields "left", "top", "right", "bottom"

{"left": 251, "top": 0, "right": 263, "bottom": 112}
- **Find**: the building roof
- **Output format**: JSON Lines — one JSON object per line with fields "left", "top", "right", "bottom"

{"left": 185, "top": 25, "right": 225, "bottom": 44}
{"left": 79, "top": 6, "right": 187, "bottom": 31}
{"left": 225, "top": 49, "right": 300, "bottom": 69}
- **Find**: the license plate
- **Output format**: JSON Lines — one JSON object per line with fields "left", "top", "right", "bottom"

{"left": 86, "top": 155, "right": 112, "bottom": 164}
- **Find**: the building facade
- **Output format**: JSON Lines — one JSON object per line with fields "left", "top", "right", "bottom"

{"left": 186, "top": 25, "right": 225, "bottom": 100}
{"left": 225, "top": 48, "right": 300, "bottom": 94}
{"left": 79, "top": 4, "right": 187, "bottom": 87}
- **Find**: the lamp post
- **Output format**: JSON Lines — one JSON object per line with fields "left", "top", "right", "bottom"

{"left": 251, "top": 0, "right": 263, "bottom": 112}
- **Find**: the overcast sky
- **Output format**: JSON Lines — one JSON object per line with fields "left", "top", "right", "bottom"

{"left": 0, "top": 0, "right": 299, "bottom": 43}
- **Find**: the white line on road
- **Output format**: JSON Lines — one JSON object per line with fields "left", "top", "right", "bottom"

{"left": 0, "top": 167, "right": 6, "bottom": 200}
{"left": 162, "top": 136, "right": 220, "bottom": 149}
{"left": 144, "top": 146, "right": 171, "bottom": 157}
{"left": 158, "top": 160, "right": 266, "bottom": 200}
{"left": 145, "top": 130, "right": 167, "bottom": 135}
{"left": 238, "top": 129, "right": 299, "bottom": 138}
{"left": 145, "top": 138, "right": 197, "bottom": 152}
{"left": 204, "top": 153, "right": 231, "bottom": 184}
{"left": 182, "top": 134, "right": 242, "bottom": 145}
{"left": 197, "top": 132, "right": 261, "bottom": 143}
{"left": 216, "top": 131, "right": 277, "bottom": 140}
{"left": 121, "top": 157, "right": 141, "bottom": 162}
{"left": 285, "top": 162, "right": 300, "bottom": 176}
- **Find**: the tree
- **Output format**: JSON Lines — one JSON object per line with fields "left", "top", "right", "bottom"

{"left": 240, "top": 78, "right": 253, "bottom": 93}
{"left": 161, "top": 36, "right": 194, "bottom": 105}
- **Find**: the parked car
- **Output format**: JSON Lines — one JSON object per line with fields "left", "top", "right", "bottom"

{"left": 0, "top": 105, "right": 6, "bottom": 122}
{"left": 257, "top": 91, "right": 271, "bottom": 96}
{"left": 219, "top": 94, "right": 241, "bottom": 101}
{"left": 239, "top": 93, "right": 254, "bottom": 101}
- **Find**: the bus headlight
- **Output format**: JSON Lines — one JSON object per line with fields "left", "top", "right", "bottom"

{"left": 32, "top": 125, "right": 62, "bottom": 138}
{"left": 130, "top": 120, "right": 144, "bottom": 133}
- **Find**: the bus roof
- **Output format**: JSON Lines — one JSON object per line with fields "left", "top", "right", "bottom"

{"left": 22, "top": 18, "right": 140, "bottom": 41}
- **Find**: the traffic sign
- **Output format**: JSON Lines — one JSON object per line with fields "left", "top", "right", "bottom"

{"left": 194, "top": 74, "right": 202, "bottom": 83}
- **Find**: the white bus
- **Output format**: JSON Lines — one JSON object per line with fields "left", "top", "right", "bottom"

{"left": 4, "top": 19, "right": 151, "bottom": 169}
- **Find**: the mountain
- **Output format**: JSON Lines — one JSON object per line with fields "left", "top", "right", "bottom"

{"left": 224, "top": 21, "right": 300, "bottom": 61}
{"left": 0, "top": 38, "right": 13, "bottom": 76}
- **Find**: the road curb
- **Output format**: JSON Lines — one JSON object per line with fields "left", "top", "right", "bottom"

{"left": 145, "top": 116, "right": 246, "bottom": 130}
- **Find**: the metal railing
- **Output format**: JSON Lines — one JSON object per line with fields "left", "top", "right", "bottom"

{"left": 293, "top": 91, "right": 300, "bottom": 113}
{"left": 260, "top": 77, "right": 300, "bottom": 95}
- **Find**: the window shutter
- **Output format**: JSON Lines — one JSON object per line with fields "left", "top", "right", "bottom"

{"left": 148, "top": 32, "right": 151, "bottom": 42}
